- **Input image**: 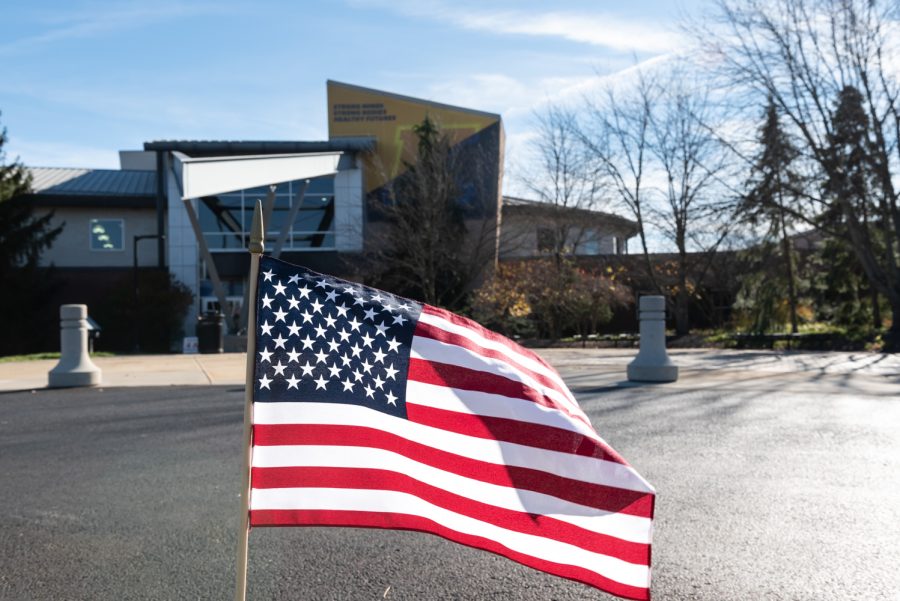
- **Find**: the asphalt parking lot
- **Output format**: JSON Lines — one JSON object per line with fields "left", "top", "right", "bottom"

{"left": 0, "top": 350, "right": 898, "bottom": 600}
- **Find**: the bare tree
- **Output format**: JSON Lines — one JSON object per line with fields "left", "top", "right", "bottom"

{"left": 697, "top": 0, "right": 900, "bottom": 349}
{"left": 647, "top": 70, "right": 736, "bottom": 334}
{"left": 580, "top": 70, "right": 661, "bottom": 292}
{"left": 518, "top": 105, "right": 605, "bottom": 261}
{"left": 579, "top": 65, "right": 735, "bottom": 334}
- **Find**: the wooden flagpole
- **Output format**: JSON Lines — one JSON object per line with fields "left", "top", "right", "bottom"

{"left": 235, "top": 199, "right": 264, "bottom": 601}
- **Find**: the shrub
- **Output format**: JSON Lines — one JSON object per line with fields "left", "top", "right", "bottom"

{"left": 472, "top": 259, "right": 628, "bottom": 340}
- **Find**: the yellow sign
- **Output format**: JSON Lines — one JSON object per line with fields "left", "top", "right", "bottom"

{"left": 327, "top": 80, "right": 501, "bottom": 192}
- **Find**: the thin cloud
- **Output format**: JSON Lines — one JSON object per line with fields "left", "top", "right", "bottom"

{"left": 349, "top": 0, "right": 684, "bottom": 53}
{"left": 0, "top": 2, "right": 233, "bottom": 56}
{"left": 426, "top": 74, "right": 530, "bottom": 116}
{"left": 3, "top": 76, "right": 325, "bottom": 142}
{"left": 420, "top": 55, "right": 675, "bottom": 126}
{"left": 520, "top": 53, "right": 678, "bottom": 116}
{"left": 456, "top": 10, "right": 683, "bottom": 54}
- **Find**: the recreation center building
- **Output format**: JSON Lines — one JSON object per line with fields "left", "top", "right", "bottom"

{"left": 22, "top": 81, "right": 636, "bottom": 342}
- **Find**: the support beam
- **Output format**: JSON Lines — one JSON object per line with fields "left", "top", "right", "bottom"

{"left": 181, "top": 197, "right": 235, "bottom": 333}
{"left": 273, "top": 179, "right": 310, "bottom": 259}
{"left": 261, "top": 185, "right": 276, "bottom": 248}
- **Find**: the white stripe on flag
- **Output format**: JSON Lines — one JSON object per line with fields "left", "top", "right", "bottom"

{"left": 406, "top": 380, "right": 599, "bottom": 441}
{"left": 252, "top": 402, "right": 653, "bottom": 494}
{"left": 411, "top": 336, "right": 583, "bottom": 415}
{"left": 418, "top": 310, "right": 577, "bottom": 404}
{"left": 251, "top": 444, "right": 652, "bottom": 544}
{"left": 251, "top": 487, "right": 652, "bottom": 589}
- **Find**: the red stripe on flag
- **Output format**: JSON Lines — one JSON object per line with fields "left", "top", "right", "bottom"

{"left": 408, "top": 358, "right": 594, "bottom": 430}
{"left": 414, "top": 320, "right": 575, "bottom": 404}
{"left": 249, "top": 509, "right": 651, "bottom": 601}
{"left": 408, "top": 358, "right": 567, "bottom": 413}
{"left": 252, "top": 466, "right": 650, "bottom": 565}
{"left": 252, "top": 423, "right": 653, "bottom": 517}
{"left": 406, "top": 402, "right": 627, "bottom": 465}
{"left": 420, "top": 305, "right": 559, "bottom": 374}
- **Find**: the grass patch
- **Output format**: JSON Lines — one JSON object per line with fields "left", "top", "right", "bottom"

{"left": 0, "top": 352, "right": 115, "bottom": 363}
{"left": 699, "top": 329, "right": 736, "bottom": 346}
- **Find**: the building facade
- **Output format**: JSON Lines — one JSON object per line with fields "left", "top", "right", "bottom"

{"left": 499, "top": 196, "right": 637, "bottom": 258}
{"left": 22, "top": 81, "right": 635, "bottom": 350}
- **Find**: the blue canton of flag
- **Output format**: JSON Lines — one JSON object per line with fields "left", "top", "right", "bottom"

{"left": 253, "top": 255, "right": 421, "bottom": 419}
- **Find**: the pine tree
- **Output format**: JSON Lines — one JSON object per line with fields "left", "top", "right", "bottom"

{"left": 0, "top": 114, "right": 62, "bottom": 355}
{"left": 823, "top": 85, "right": 883, "bottom": 328}
{"left": 370, "top": 116, "right": 489, "bottom": 310}
{"left": 740, "top": 97, "right": 802, "bottom": 333}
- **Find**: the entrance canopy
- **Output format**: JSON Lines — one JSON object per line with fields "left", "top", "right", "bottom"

{"left": 172, "top": 151, "right": 342, "bottom": 199}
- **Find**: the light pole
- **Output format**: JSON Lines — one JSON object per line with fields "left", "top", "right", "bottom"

{"left": 133, "top": 234, "right": 165, "bottom": 352}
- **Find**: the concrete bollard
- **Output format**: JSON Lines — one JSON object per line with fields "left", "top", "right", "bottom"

{"left": 627, "top": 295, "right": 678, "bottom": 383}
{"left": 48, "top": 304, "right": 102, "bottom": 388}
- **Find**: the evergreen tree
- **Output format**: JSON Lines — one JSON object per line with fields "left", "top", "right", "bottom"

{"left": 822, "top": 85, "right": 883, "bottom": 328}
{"left": 0, "top": 114, "right": 62, "bottom": 355}
{"left": 813, "top": 237, "right": 874, "bottom": 328}
{"left": 703, "top": 0, "right": 900, "bottom": 351}
{"left": 370, "top": 116, "right": 469, "bottom": 309}
{"left": 740, "top": 97, "right": 802, "bottom": 333}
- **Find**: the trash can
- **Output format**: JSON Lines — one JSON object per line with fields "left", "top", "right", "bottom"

{"left": 85, "top": 315, "right": 101, "bottom": 354}
{"left": 197, "top": 311, "right": 225, "bottom": 354}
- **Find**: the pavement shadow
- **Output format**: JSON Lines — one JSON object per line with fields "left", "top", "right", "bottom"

{"left": 690, "top": 349, "right": 898, "bottom": 376}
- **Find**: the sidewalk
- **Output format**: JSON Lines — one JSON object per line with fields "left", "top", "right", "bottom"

{"left": 0, "top": 353, "right": 246, "bottom": 392}
{"left": 1, "top": 348, "right": 897, "bottom": 395}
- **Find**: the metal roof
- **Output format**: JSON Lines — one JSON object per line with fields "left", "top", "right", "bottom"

{"left": 502, "top": 195, "right": 639, "bottom": 234}
{"left": 29, "top": 167, "right": 156, "bottom": 197}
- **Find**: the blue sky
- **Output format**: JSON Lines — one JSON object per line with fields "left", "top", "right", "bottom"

{"left": 0, "top": 0, "right": 700, "bottom": 193}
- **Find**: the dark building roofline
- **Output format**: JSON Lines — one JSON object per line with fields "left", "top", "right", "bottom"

{"left": 502, "top": 195, "right": 638, "bottom": 234}
{"left": 143, "top": 138, "right": 375, "bottom": 155}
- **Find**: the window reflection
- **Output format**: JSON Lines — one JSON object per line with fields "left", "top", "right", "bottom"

{"left": 198, "top": 176, "right": 336, "bottom": 250}
{"left": 90, "top": 218, "right": 124, "bottom": 251}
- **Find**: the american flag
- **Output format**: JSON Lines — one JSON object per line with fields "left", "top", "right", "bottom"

{"left": 248, "top": 255, "right": 655, "bottom": 600}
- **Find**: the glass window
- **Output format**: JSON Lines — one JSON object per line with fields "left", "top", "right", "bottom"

{"left": 580, "top": 239, "right": 601, "bottom": 255}
{"left": 290, "top": 195, "right": 335, "bottom": 244}
{"left": 198, "top": 176, "right": 336, "bottom": 251}
{"left": 290, "top": 232, "right": 336, "bottom": 248}
{"left": 304, "top": 178, "right": 333, "bottom": 194}
{"left": 89, "top": 219, "right": 124, "bottom": 251}
{"left": 199, "top": 195, "right": 245, "bottom": 249}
